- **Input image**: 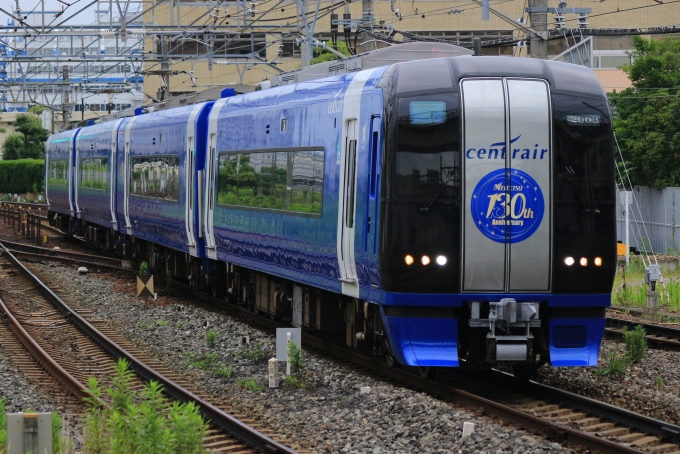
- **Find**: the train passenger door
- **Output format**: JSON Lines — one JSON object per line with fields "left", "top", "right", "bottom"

{"left": 204, "top": 133, "right": 217, "bottom": 259}
{"left": 123, "top": 118, "right": 135, "bottom": 234}
{"left": 461, "top": 78, "right": 552, "bottom": 293}
{"left": 110, "top": 119, "right": 124, "bottom": 230}
{"left": 74, "top": 139, "right": 81, "bottom": 217}
{"left": 337, "top": 119, "right": 359, "bottom": 295}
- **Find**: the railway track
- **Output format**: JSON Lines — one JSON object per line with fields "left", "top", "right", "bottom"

{"left": 0, "top": 240, "right": 301, "bottom": 454}
{"left": 606, "top": 315, "right": 680, "bottom": 351}
{"left": 7, "top": 239, "right": 680, "bottom": 453}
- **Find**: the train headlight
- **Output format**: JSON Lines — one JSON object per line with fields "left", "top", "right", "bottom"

{"left": 421, "top": 255, "right": 431, "bottom": 266}
{"left": 405, "top": 255, "right": 414, "bottom": 266}
{"left": 594, "top": 257, "right": 602, "bottom": 266}
{"left": 564, "top": 257, "right": 575, "bottom": 266}
{"left": 580, "top": 257, "right": 588, "bottom": 266}
{"left": 436, "top": 255, "right": 447, "bottom": 266}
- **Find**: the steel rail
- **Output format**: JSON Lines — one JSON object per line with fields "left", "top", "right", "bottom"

{"left": 607, "top": 316, "right": 680, "bottom": 351}
{"left": 0, "top": 295, "right": 89, "bottom": 399}
{"left": 0, "top": 241, "right": 297, "bottom": 454}
{"left": 514, "top": 374, "right": 680, "bottom": 442}
{"left": 3, "top": 239, "right": 124, "bottom": 267}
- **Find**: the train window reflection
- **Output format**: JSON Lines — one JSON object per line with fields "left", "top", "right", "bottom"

{"left": 129, "top": 156, "right": 180, "bottom": 201}
{"left": 395, "top": 94, "right": 460, "bottom": 200}
{"left": 49, "top": 159, "right": 68, "bottom": 186}
{"left": 81, "top": 158, "right": 107, "bottom": 191}
{"left": 217, "top": 149, "right": 324, "bottom": 216}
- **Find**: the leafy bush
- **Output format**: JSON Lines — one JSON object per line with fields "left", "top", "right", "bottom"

{"left": 623, "top": 324, "right": 647, "bottom": 363}
{"left": 0, "top": 398, "right": 6, "bottom": 454}
{"left": 237, "top": 378, "right": 264, "bottom": 392}
{"left": 0, "top": 159, "right": 44, "bottom": 193}
{"left": 138, "top": 261, "right": 149, "bottom": 276}
{"left": 83, "top": 359, "right": 207, "bottom": 454}
{"left": 287, "top": 340, "right": 305, "bottom": 377}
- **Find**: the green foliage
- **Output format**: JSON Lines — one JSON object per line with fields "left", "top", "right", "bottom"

{"left": 596, "top": 344, "right": 629, "bottom": 377}
{"left": 1, "top": 114, "right": 49, "bottom": 160}
{"left": 138, "top": 261, "right": 149, "bottom": 276}
{"left": 283, "top": 375, "right": 307, "bottom": 389}
{"left": 657, "top": 376, "right": 665, "bottom": 392}
{"left": 214, "top": 365, "right": 234, "bottom": 378}
{"left": 287, "top": 340, "right": 305, "bottom": 377}
{"left": 28, "top": 105, "right": 45, "bottom": 115}
{"left": 0, "top": 398, "right": 6, "bottom": 454}
{"left": 0, "top": 128, "right": 6, "bottom": 134}
{"left": 185, "top": 352, "right": 219, "bottom": 370}
{"left": 623, "top": 324, "right": 647, "bottom": 363}
{"left": 1, "top": 134, "right": 22, "bottom": 160}
{"left": 310, "top": 41, "right": 352, "bottom": 65}
{"left": 82, "top": 360, "right": 207, "bottom": 454}
{"left": 206, "top": 329, "right": 217, "bottom": 349}
{"left": 156, "top": 320, "right": 168, "bottom": 326}
{"left": 0, "top": 159, "right": 44, "bottom": 194}
{"left": 609, "top": 36, "right": 680, "bottom": 188}
{"left": 245, "top": 342, "right": 268, "bottom": 362}
{"left": 237, "top": 378, "right": 265, "bottom": 392}
{"left": 52, "top": 412, "right": 63, "bottom": 454}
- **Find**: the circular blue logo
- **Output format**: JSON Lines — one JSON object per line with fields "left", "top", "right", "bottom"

{"left": 471, "top": 168, "right": 544, "bottom": 244}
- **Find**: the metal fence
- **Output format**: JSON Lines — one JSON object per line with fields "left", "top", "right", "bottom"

{"left": 616, "top": 186, "right": 680, "bottom": 255}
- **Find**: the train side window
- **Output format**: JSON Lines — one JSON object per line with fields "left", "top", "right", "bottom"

{"left": 81, "top": 157, "right": 108, "bottom": 191}
{"left": 216, "top": 149, "right": 324, "bottom": 216}
{"left": 129, "top": 156, "right": 180, "bottom": 201}
{"left": 49, "top": 159, "right": 68, "bottom": 186}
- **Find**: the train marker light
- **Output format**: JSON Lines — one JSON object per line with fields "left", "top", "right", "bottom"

{"left": 405, "top": 255, "right": 414, "bottom": 266}
{"left": 580, "top": 257, "right": 588, "bottom": 266}
{"left": 564, "top": 257, "right": 575, "bottom": 266}
{"left": 436, "top": 255, "right": 447, "bottom": 266}
{"left": 594, "top": 257, "right": 602, "bottom": 266}
{"left": 421, "top": 255, "right": 431, "bottom": 266}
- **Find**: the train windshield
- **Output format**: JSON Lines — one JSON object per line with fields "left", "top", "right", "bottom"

{"left": 395, "top": 93, "right": 460, "bottom": 203}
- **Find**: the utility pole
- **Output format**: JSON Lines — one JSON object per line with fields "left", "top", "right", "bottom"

{"left": 359, "top": 0, "right": 375, "bottom": 53}
{"left": 62, "top": 65, "right": 71, "bottom": 128}
{"left": 528, "top": 0, "right": 548, "bottom": 59}
{"left": 298, "top": 0, "right": 311, "bottom": 67}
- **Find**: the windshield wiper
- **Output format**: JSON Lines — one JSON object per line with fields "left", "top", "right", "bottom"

{"left": 562, "top": 162, "right": 600, "bottom": 215}
{"left": 419, "top": 168, "right": 457, "bottom": 213}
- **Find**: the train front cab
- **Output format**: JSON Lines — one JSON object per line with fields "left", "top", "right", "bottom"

{"left": 376, "top": 57, "right": 616, "bottom": 370}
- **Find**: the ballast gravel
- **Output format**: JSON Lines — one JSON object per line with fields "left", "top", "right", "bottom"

{"left": 29, "top": 262, "right": 578, "bottom": 454}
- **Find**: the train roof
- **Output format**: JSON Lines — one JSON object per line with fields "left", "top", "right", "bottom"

{"left": 384, "top": 56, "right": 607, "bottom": 98}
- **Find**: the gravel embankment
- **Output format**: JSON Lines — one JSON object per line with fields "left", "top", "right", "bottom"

{"left": 30, "top": 261, "right": 577, "bottom": 453}
{"left": 534, "top": 340, "right": 680, "bottom": 425}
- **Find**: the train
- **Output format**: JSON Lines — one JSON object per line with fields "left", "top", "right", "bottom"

{"left": 45, "top": 50, "right": 617, "bottom": 377}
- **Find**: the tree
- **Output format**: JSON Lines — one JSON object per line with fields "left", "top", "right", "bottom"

{"left": 609, "top": 35, "right": 680, "bottom": 188}
{"left": 1, "top": 134, "right": 23, "bottom": 160}
{"left": 1, "top": 113, "right": 49, "bottom": 160}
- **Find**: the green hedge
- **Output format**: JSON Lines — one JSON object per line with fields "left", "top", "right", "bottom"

{"left": 0, "top": 159, "right": 45, "bottom": 194}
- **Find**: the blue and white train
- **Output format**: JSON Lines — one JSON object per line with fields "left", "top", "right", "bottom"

{"left": 45, "top": 52, "right": 617, "bottom": 375}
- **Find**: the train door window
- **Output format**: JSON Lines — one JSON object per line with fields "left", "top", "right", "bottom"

{"left": 49, "top": 159, "right": 68, "bottom": 186}
{"left": 81, "top": 157, "right": 108, "bottom": 191}
{"left": 345, "top": 139, "right": 357, "bottom": 228}
{"left": 129, "top": 156, "right": 180, "bottom": 201}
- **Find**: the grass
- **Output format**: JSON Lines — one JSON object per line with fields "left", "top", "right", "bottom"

{"left": 237, "top": 378, "right": 264, "bottom": 392}
{"left": 245, "top": 342, "right": 268, "bottom": 362}
{"left": 622, "top": 325, "right": 647, "bottom": 363}
{"left": 612, "top": 258, "right": 680, "bottom": 311}
{"left": 596, "top": 344, "right": 629, "bottom": 377}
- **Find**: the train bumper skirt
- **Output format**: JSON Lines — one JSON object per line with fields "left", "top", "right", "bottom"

{"left": 549, "top": 318, "right": 606, "bottom": 367}
{"left": 380, "top": 306, "right": 459, "bottom": 367}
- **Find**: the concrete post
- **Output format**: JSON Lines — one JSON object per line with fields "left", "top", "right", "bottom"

{"left": 528, "top": 0, "right": 548, "bottom": 59}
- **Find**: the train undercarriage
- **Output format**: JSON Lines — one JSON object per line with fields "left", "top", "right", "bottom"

{"left": 50, "top": 213, "right": 551, "bottom": 378}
